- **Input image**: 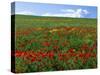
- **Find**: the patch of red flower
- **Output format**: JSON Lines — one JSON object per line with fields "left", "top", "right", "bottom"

{"left": 14, "top": 43, "right": 96, "bottom": 63}
{"left": 68, "top": 48, "right": 75, "bottom": 53}
{"left": 53, "top": 45, "right": 59, "bottom": 50}
{"left": 47, "top": 51, "right": 54, "bottom": 59}
{"left": 42, "top": 41, "right": 51, "bottom": 47}
{"left": 15, "top": 50, "right": 24, "bottom": 57}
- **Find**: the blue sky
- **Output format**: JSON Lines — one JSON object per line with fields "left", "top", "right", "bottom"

{"left": 12, "top": 1, "right": 97, "bottom": 18}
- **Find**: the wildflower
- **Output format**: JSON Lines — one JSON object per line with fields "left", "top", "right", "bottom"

{"left": 41, "top": 53, "right": 47, "bottom": 58}
{"left": 42, "top": 41, "right": 51, "bottom": 47}
{"left": 78, "top": 53, "right": 84, "bottom": 58}
{"left": 53, "top": 45, "right": 59, "bottom": 50}
{"left": 48, "top": 51, "right": 54, "bottom": 59}
{"left": 68, "top": 48, "right": 75, "bottom": 53}
{"left": 31, "top": 57, "right": 36, "bottom": 62}
{"left": 85, "top": 53, "right": 91, "bottom": 59}
{"left": 15, "top": 51, "right": 23, "bottom": 57}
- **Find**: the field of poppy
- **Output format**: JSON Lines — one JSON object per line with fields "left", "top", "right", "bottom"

{"left": 12, "top": 15, "right": 97, "bottom": 73}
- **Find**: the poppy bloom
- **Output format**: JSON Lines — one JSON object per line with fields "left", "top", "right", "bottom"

{"left": 47, "top": 51, "right": 54, "bottom": 59}
{"left": 78, "top": 53, "right": 85, "bottom": 58}
{"left": 58, "top": 53, "right": 63, "bottom": 60}
{"left": 53, "top": 45, "right": 59, "bottom": 50}
{"left": 31, "top": 57, "right": 36, "bottom": 62}
{"left": 15, "top": 50, "right": 23, "bottom": 57}
{"left": 41, "top": 53, "right": 47, "bottom": 58}
{"left": 68, "top": 48, "right": 75, "bottom": 53}
{"left": 85, "top": 53, "right": 91, "bottom": 59}
{"left": 58, "top": 53, "right": 67, "bottom": 61}
{"left": 42, "top": 41, "right": 51, "bottom": 47}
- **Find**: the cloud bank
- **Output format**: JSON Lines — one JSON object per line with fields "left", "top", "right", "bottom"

{"left": 42, "top": 9, "right": 89, "bottom": 18}
{"left": 15, "top": 9, "right": 89, "bottom": 18}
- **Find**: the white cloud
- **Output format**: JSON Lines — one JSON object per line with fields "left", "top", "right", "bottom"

{"left": 42, "top": 13, "right": 78, "bottom": 17}
{"left": 14, "top": 9, "right": 89, "bottom": 18}
{"left": 83, "top": 10, "right": 89, "bottom": 14}
{"left": 42, "top": 8, "right": 89, "bottom": 18}
{"left": 61, "top": 9, "right": 75, "bottom": 13}
{"left": 15, "top": 11, "right": 35, "bottom": 15}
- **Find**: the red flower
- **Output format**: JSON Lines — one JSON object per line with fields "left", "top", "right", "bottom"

{"left": 41, "top": 53, "right": 47, "bottom": 58}
{"left": 85, "top": 53, "right": 91, "bottom": 59}
{"left": 42, "top": 41, "right": 51, "bottom": 47}
{"left": 69, "top": 53, "right": 76, "bottom": 57}
{"left": 58, "top": 53, "right": 67, "bottom": 60}
{"left": 53, "top": 45, "right": 59, "bottom": 50}
{"left": 31, "top": 57, "right": 36, "bottom": 62}
{"left": 48, "top": 51, "right": 54, "bottom": 59}
{"left": 68, "top": 48, "right": 74, "bottom": 53}
{"left": 78, "top": 52, "right": 91, "bottom": 59}
{"left": 78, "top": 53, "right": 84, "bottom": 58}
{"left": 15, "top": 51, "right": 23, "bottom": 57}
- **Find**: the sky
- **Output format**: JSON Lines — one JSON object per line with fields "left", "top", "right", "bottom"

{"left": 12, "top": 1, "right": 97, "bottom": 18}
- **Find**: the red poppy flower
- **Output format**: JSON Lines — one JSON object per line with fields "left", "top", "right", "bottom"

{"left": 48, "top": 51, "right": 54, "bottom": 59}
{"left": 15, "top": 51, "right": 23, "bottom": 57}
{"left": 53, "top": 45, "right": 59, "bottom": 50}
{"left": 42, "top": 41, "right": 51, "bottom": 47}
{"left": 78, "top": 53, "right": 85, "bottom": 58}
{"left": 85, "top": 53, "right": 91, "bottom": 59}
{"left": 31, "top": 57, "right": 36, "bottom": 62}
{"left": 68, "top": 48, "right": 74, "bottom": 53}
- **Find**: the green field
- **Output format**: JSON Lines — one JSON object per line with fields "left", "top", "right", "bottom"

{"left": 12, "top": 15, "right": 97, "bottom": 73}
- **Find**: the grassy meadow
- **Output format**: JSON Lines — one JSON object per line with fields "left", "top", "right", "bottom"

{"left": 12, "top": 15, "right": 97, "bottom": 73}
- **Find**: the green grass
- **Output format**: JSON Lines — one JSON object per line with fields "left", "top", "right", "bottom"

{"left": 14, "top": 15, "right": 97, "bottom": 29}
{"left": 12, "top": 15, "right": 97, "bottom": 73}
